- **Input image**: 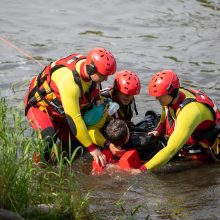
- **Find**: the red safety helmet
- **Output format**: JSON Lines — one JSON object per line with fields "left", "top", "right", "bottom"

{"left": 148, "top": 70, "right": 180, "bottom": 97}
{"left": 86, "top": 47, "right": 116, "bottom": 76}
{"left": 114, "top": 70, "right": 141, "bottom": 95}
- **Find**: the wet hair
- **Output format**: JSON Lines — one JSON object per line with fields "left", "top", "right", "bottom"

{"left": 104, "top": 119, "right": 129, "bottom": 146}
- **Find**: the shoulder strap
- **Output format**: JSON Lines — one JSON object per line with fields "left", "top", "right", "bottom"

{"left": 72, "top": 70, "right": 99, "bottom": 106}
{"left": 179, "top": 98, "right": 196, "bottom": 109}
{"left": 133, "top": 98, "right": 138, "bottom": 115}
{"left": 72, "top": 70, "right": 83, "bottom": 98}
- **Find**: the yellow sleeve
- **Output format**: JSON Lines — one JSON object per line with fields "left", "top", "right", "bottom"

{"left": 145, "top": 102, "right": 214, "bottom": 170}
{"left": 52, "top": 67, "right": 94, "bottom": 148}
{"left": 87, "top": 112, "right": 108, "bottom": 147}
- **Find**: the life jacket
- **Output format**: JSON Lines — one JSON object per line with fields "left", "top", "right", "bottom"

{"left": 165, "top": 88, "right": 220, "bottom": 146}
{"left": 100, "top": 87, "right": 138, "bottom": 121}
{"left": 25, "top": 54, "right": 100, "bottom": 117}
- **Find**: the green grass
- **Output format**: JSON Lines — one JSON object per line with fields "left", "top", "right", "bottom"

{"left": 0, "top": 97, "right": 92, "bottom": 219}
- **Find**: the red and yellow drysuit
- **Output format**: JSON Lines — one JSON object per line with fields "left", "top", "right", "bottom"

{"left": 144, "top": 87, "right": 220, "bottom": 170}
{"left": 24, "top": 54, "right": 100, "bottom": 153}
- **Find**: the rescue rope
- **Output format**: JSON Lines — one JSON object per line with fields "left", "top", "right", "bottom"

{"left": 0, "top": 35, "right": 45, "bottom": 67}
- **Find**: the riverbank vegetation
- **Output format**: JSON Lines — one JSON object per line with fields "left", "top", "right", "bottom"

{"left": 0, "top": 97, "right": 92, "bottom": 219}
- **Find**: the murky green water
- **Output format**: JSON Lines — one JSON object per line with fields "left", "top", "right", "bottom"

{"left": 1, "top": 0, "right": 220, "bottom": 219}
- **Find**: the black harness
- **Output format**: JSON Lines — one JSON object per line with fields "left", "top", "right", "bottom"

{"left": 25, "top": 59, "right": 97, "bottom": 116}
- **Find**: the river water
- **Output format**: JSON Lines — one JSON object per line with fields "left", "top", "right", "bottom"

{"left": 1, "top": 0, "right": 220, "bottom": 219}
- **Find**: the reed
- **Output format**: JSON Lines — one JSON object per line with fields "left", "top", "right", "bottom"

{"left": 0, "top": 97, "right": 92, "bottom": 219}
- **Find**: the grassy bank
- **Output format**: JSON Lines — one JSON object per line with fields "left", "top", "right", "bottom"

{"left": 0, "top": 97, "right": 92, "bottom": 219}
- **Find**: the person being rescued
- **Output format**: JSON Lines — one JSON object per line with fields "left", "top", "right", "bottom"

{"left": 103, "top": 119, "right": 130, "bottom": 149}
{"left": 24, "top": 47, "right": 117, "bottom": 167}
{"left": 139, "top": 69, "right": 220, "bottom": 171}
{"left": 87, "top": 70, "right": 163, "bottom": 160}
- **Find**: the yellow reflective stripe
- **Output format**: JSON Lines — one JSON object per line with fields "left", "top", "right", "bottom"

{"left": 42, "top": 81, "right": 52, "bottom": 94}
{"left": 212, "top": 135, "right": 220, "bottom": 155}
{"left": 39, "top": 105, "right": 47, "bottom": 112}
{"left": 34, "top": 92, "right": 42, "bottom": 102}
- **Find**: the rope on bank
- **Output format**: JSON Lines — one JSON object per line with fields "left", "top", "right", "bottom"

{"left": 0, "top": 35, "right": 45, "bottom": 67}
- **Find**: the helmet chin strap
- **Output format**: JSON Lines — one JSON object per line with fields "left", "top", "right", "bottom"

{"left": 167, "top": 96, "right": 176, "bottom": 106}
{"left": 86, "top": 61, "right": 96, "bottom": 79}
{"left": 167, "top": 88, "right": 179, "bottom": 106}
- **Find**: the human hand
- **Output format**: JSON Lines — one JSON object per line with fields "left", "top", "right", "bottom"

{"left": 139, "top": 164, "right": 147, "bottom": 172}
{"left": 90, "top": 148, "right": 107, "bottom": 167}
{"left": 109, "top": 143, "right": 126, "bottom": 158}
{"left": 147, "top": 130, "right": 159, "bottom": 137}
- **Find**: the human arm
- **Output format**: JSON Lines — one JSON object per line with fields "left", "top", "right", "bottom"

{"left": 148, "top": 107, "right": 166, "bottom": 136}
{"left": 87, "top": 112, "right": 109, "bottom": 147}
{"left": 142, "top": 102, "right": 214, "bottom": 171}
{"left": 88, "top": 114, "right": 126, "bottom": 156}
